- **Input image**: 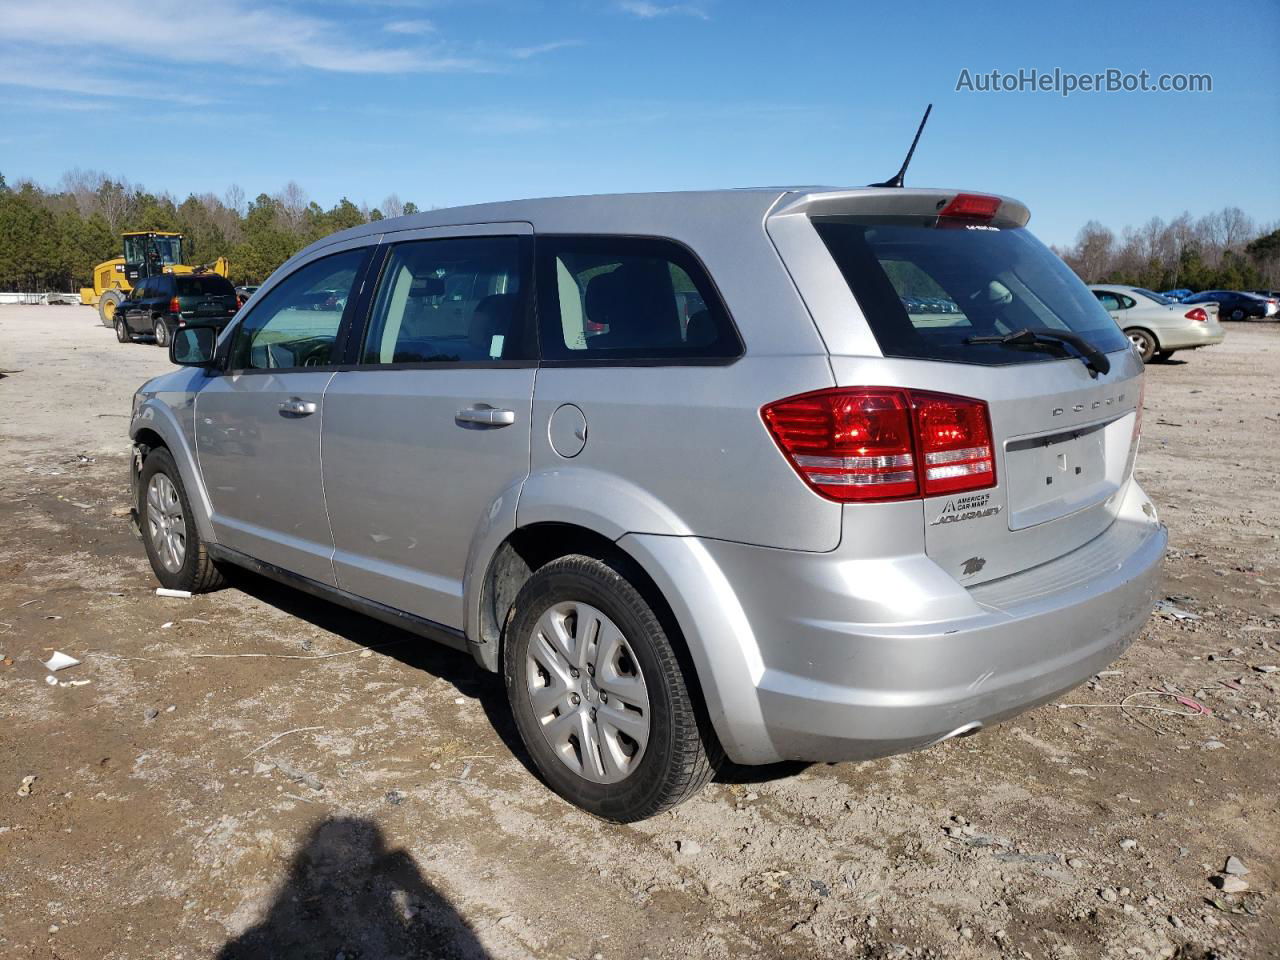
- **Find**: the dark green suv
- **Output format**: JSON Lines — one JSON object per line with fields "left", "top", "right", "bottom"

{"left": 114, "top": 274, "right": 238, "bottom": 347}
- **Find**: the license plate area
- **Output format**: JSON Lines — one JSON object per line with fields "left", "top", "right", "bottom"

{"left": 195, "top": 301, "right": 222, "bottom": 316}
{"left": 1004, "top": 421, "right": 1116, "bottom": 530}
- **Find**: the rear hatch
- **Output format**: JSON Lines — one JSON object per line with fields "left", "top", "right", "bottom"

{"left": 767, "top": 189, "right": 1143, "bottom": 586}
{"left": 175, "top": 275, "right": 238, "bottom": 323}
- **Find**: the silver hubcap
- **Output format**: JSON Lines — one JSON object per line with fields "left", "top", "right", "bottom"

{"left": 526, "top": 601, "right": 650, "bottom": 784}
{"left": 146, "top": 473, "right": 186, "bottom": 573}
{"left": 1127, "top": 331, "right": 1148, "bottom": 353}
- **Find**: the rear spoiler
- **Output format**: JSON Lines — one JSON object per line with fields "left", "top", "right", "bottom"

{"left": 769, "top": 188, "right": 1031, "bottom": 230}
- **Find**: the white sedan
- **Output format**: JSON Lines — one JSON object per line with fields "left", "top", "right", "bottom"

{"left": 1091, "top": 284, "right": 1226, "bottom": 363}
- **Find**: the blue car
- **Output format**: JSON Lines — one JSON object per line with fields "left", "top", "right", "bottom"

{"left": 1160, "top": 288, "right": 1192, "bottom": 301}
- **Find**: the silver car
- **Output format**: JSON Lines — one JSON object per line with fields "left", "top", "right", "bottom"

{"left": 131, "top": 188, "right": 1166, "bottom": 821}
{"left": 1091, "top": 284, "right": 1226, "bottom": 362}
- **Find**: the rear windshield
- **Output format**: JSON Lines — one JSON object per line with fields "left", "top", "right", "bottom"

{"left": 813, "top": 217, "right": 1129, "bottom": 365}
{"left": 176, "top": 276, "right": 234, "bottom": 297}
{"left": 1132, "top": 287, "right": 1173, "bottom": 305}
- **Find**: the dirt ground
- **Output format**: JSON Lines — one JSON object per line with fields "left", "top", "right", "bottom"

{"left": 0, "top": 304, "right": 1276, "bottom": 960}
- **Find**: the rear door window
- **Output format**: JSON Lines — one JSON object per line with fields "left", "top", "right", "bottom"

{"left": 360, "top": 236, "right": 531, "bottom": 365}
{"left": 536, "top": 236, "right": 741, "bottom": 363}
{"left": 813, "top": 218, "right": 1129, "bottom": 365}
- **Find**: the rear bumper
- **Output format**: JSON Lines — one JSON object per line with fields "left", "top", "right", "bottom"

{"left": 623, "top": 480, "right": 1165, "bottom": 765}
{"left": 1162, "top": 320, "right": 1224, "bottom": 349}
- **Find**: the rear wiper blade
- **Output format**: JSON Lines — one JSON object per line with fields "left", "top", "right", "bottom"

{"left": 965, "top": 327, "right": 1111, "bottom": 378}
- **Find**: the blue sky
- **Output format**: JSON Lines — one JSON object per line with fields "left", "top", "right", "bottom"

{"left": 1, "top": 0, "right": 1277, "bottom": 245}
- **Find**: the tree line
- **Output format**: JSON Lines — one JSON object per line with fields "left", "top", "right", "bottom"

{"left": 1052, "top": 207, "right": 1280, "bottom": 292}
{"left": 2, "top": 169, "right": 1278, "bottom": 295}
{"left": 0, "top": 169, "right": 421, "bottom": 291}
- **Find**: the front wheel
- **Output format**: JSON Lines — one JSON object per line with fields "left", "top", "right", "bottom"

{"left": 138, "top": 448, "right": 225, "bottom": 593}
{"left": 153, "top": 318, "right": 171, "bottom": 348}
{"left": 1230, "top": 308, "right": 1246, "bottom": 321}
{"left": 1125, "top": 327, "right": 1157, "bottom": 363}
{"left": 115, "top": 318, "right": 131, "bottom": 343}
{"left": 504, "top": 554, "right": 719, "bottom": 821}
{"left": 98, "top": 290, "right": 123, "bottom": 327}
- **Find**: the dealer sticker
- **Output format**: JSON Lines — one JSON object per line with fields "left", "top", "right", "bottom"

{"left": 930, "top": 492, "right": 1001, "bottom": 526}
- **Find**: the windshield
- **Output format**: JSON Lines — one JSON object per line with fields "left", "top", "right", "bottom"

{"left": 123, "top": 234, "right": 184, "bottom": 267}
{"left": 151, "top": 236, "right": 183, "bottom": 265}
{"left": 813, "top": 217, "right": 1129, "bottom": 365}
{"left": 1132, "top": 287, "right": 1173, "bottom": 305}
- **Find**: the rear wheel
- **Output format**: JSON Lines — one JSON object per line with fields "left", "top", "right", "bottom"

{"left": 153, "top": 318, "right": 170, "bottom": 348}
{"left": 504, "top": 554, "right": 719, "bottom": 822}
{"left": 138, "top": 448, "right": 225, "bottom": 593}
{"left": 115, "top": 318, "right": 131, "bottom": 343}
{"left": 98, "top": 290, "right": 123, "bottom": 327}
{"left": 1125, "top": 327, "right": 1157, "bottom": 363}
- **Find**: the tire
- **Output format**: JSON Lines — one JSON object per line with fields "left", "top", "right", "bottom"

{"left": 98, "top": 290, "right": 123, "bottom": 327}
{"left": 1230, "top": 308, "right": 1245, "bottom": 321}
{"left": 1125, "top": 327, "right": 1157, "bottom": 363}
{"left": 115, "top": 318, "right": 131, "bottom": 343}
{"left": 503, "top": 554, "right": 719, "bottom": 821}
{"left": 153, "top": 318, "right": 171, "bottom": 348}
{"left": 138, "top": 447, "right": 225, "bottom": 593}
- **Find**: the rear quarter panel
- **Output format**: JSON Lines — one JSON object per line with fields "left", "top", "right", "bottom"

{"left": 523, "top": 356, "right": 841, "bottom": 551}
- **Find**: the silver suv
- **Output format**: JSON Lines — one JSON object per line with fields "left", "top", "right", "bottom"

{"left": 131, "top": 188, "right": 1165, "bottom": 821}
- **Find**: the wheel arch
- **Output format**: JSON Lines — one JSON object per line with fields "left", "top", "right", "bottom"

{"left": 472, "top": 522, "right": 672, "bottom": 672}
{"left": 1124, "top": 324, "right": 1160, "bottom": 347}
{"left": 130, "top": 406, "right": 216, "bottom": 542}
{"left": 470, "top": 519, "right": 764, "bottom": 763}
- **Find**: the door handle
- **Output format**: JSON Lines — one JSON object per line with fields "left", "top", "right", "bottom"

{"left": 278, "top": 398, "right": 318, "bottom": 417}
{"left": 455, "top": 406, "right": 516, "bottom": 427}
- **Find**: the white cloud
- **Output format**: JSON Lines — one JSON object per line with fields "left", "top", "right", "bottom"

{"left": 618, "top": 1, "right": 709, "bottom": 19}
{"left": 510, "top": 40, "right": 582, "bottom": 59}
{"left": 0, "top": 58, "right": 216, "bottom": 105}
{"left": 384, "top": 18, "right": 437, "bottom": 34}
{"left": 0, "top": 0, "right": 494, "bottom": 76}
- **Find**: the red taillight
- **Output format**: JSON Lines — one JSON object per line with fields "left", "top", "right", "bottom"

{"left": 938, "top": 193, "right": 1001, "bottom": 221}
{"left": 913, "top": 392, "right": 997, "bottom": 495}
{"left": 169, "top": 296, "right": 181, "bottom": 315}
{"left": 1185, "top": 307, "right": 1208, "bottom": 323}
{"left": 762, "top": 388, "right": 995, "bottom": 502}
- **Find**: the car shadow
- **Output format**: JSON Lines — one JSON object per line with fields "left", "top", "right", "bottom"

{"left": 714, "top": 759, "right": 812, "bottom": 784}
{"left": 223, "top": 568, "right": 537, "bottom": 781}
{"left": 216, "top": 816, "right": 490, "bottom": 960}
{"left": 224, "top": 568, "right": 815, "bottom": 795}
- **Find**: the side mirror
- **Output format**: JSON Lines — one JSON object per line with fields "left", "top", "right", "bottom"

{"left": 170, "top": 324, "right": 218, "bottom": 367}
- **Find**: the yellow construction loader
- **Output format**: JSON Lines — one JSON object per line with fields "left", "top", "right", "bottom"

{"left": 81, "top": 231, "right": 230, "bottom": 326}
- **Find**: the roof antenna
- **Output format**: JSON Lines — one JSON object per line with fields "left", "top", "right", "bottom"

{"left": 869, "top": 103, "right": 932, "bottom": 188}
